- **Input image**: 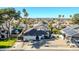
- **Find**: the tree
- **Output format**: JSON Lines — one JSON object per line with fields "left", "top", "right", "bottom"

{"left": 22, "top": 8, "right": 28, "bottom": 18}
{"left": 69, "top": 15, "right": 72, "bottom": 18}
{"left": 69, "top": 15, "right": 73, "bottom": 20}
{"left": 58, "top": 15, "right": 61, "bottom": 18}
{"left": 58, "top": 15, "right": 62, "bottom": 21}
{"left": 18, "top": 8, "right": 29, "bottom": 38}
{"left": 0, "top": 8, "right": 21, "bottom": 23}
{"left": 52, "top": 28, "right": 60, "bottom": 34}
{"left": 14, "top": 11, "right": 21, "bottom": 20}
{"left": 58, "top": 15, "right": 61, "bottom": 17}
{"left": 73, "top": 14, "right": 79, "bottom": 24}
{"left": 62, "top": 15, "right": 64, "bottom": 18}
{"left": 0, "top": 8, "right": 21, "bottom": 38}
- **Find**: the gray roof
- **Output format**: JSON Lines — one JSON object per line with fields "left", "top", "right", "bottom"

{"left": 24, "top": 29, "right": 48, "bottom": 36}
{"left": 61, "top": 25, "right": 79, "bottom": 36}
{"left": 23, "top": 21, "right": 49, "bottom": 36}
{"left": 69, "top": 24, "right": 79, "bottom": 29}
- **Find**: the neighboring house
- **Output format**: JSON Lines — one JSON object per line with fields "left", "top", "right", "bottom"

{"left": 52, "top": 22, "right": 60, "bottom": 29}
{"left": 61, "top": 25, "right": 79, "bottom": 47}
{"left": 22, "top": 22, "right": 50, "bottom": 41}
{"left": 52, "top": 19, "right": 70, "bottom": 29}
{"left": 33, "top": 21, "right": 48, "bottom": 27}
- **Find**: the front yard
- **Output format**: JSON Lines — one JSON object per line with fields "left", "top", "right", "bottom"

{"left": 0, "top": 38, "right": 17, "bottom": 48}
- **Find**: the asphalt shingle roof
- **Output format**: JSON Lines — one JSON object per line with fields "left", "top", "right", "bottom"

{"left": 61, "top": 25, "right": 79, "bottom": 36}
{"left": 24, "top": 29, "right": 47, "bottom": 36}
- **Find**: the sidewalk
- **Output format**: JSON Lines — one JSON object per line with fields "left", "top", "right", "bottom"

{"left": 0, "top": 38, "right": 78, "bottom": 51}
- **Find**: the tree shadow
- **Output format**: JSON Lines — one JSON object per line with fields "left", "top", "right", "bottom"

{"left": 31, "top": 35, "right": 56, "bottom": 49}
{"left": 32, "top": 39, "right": 47, "bottom": 49}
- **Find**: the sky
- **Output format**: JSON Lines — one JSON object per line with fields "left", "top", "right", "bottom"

{"left": 1, "top": 7, "right": 79, "bottom": 18}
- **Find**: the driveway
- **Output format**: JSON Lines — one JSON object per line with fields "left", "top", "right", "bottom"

{"left": 11, "top": 40, "right": 24, "bottom": 49}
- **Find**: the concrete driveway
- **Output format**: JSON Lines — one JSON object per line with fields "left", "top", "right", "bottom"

{"left": 12, "top": 40, "right": 24, "bottom": 49}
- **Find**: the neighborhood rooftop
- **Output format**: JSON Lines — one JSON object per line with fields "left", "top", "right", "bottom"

{"left": 23, "top": 22, "right": 49, "bottom": 36}
{"left": 24, "top": 29, "right": 48, "bottom": 36}
{"left": 61, "top": 25, "right": 79, "bottom": 36}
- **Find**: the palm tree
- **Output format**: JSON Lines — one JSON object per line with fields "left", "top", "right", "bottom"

{"left": 58, "top": 15, "right": 61, "bottom": 18}
{"left": 62, "top": 15, "right": 64, "bottom": 18}
{"left": 58, "top": 15, "right": 62, "bottom": 21}
{"left": 69, "top": 15, "right": 72, "bottom": 18}
{"left": 69, "top": 15, "right": 72, "bottom": 20}
{"left": 22, "top": 8, "right": 28, "bottom": 18}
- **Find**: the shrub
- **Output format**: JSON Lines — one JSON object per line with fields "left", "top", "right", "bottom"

{"left": 52, "top": 28, "right": 61, "bottom": 34}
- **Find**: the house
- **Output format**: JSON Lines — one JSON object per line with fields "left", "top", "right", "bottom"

{"left": 33, "top": 21, "right": 48, "bottom": 28}
{"left": 61, "top": 24, "right": 79, "bottom": 47}
{"left": 22, "top": 22, "right": 51, "bottom": 41}
{"left": 52, "top": 19, "right": 70, "bottom": 29}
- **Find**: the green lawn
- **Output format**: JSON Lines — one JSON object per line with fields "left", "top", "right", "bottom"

{"left": 0, "top": 38, "right": 17, "bottom": 48}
